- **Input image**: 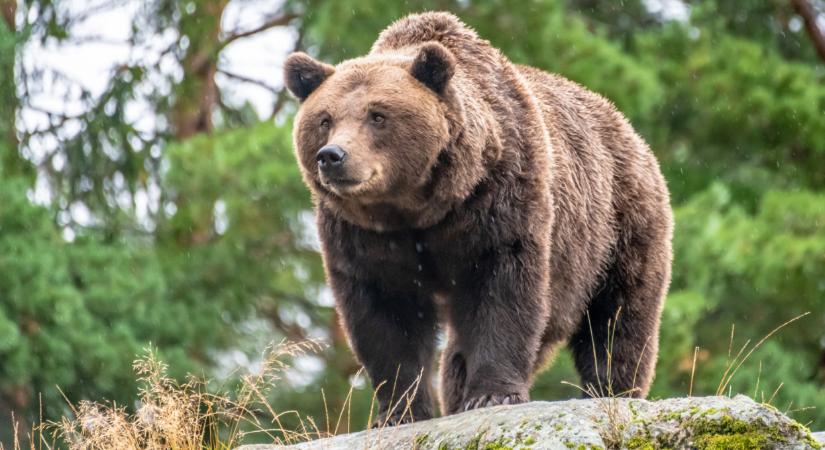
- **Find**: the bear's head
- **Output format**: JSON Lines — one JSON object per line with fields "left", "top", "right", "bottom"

{"left": 284, "top": 42, "right": 487, "bottom": 230}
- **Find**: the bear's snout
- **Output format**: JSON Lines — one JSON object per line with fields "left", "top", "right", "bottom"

{"left": 316, "top": 144, "right": 347, "bottom": 170}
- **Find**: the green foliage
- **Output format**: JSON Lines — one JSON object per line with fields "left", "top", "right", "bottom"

{"left": 690, "top": 0, "right": 823, "bottom": 64}
{"left": 0, "top": 177, "right": 167, "bottom": 418}
{"left": 649, "top": 184, "right": 825, "bottom": 426}
{"left": 637, "top": 27, "right": 825, "bottom": 199}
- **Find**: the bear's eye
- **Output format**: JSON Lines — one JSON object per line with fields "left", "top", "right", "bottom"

{"left": 370, "top": 112, "right": 386, "bottom": 125}
{"left": 320, "top": 118, "right": 331, "bottom": 129}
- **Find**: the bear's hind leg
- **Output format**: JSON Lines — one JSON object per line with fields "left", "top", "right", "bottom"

{"left": 569, "top": 210, "right": 672, "bottom": 398}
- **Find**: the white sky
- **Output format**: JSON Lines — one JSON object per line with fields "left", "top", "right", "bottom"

{"left": 20, "top": 0, "right": 295, "bottom": 134}
{"left": 644, "top": 0, "right": 689, "bottom": 22}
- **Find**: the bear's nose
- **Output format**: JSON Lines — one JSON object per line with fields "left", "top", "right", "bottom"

{"left": 316, "top": 144, "right": 347, "bottom": 169}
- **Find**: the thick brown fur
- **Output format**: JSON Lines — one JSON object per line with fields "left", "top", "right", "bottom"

{"left": 283, "top": 12, "right": 673, "bottom": 425}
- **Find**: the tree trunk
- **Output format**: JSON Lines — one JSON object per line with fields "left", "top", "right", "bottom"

{"left": 0, "top": 4, "right": 33, "bottom": 443}
{"left": 170, "top": 0, "right": 229, "bottom": 139}
{"left": 0, "top": 0, "right": 22, "bottom": 176}
{"left": 0, "top": 0, "right": 12, "bottom": 30}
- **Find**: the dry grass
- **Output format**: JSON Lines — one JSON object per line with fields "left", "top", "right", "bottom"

{"left": 1, "top": 339, "right": 431, "bottom": 450}
{"left": 713, "top": 312, "right": 809, "bottom": 397}
{"left": 1, "top": 340, "right": 340, "bottom": 450}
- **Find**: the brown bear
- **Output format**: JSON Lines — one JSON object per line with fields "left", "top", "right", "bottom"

{"left": 283, "top": 12, "right": 673, "bottom": 425}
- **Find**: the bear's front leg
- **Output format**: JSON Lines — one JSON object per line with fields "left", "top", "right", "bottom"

{"left": 441, "top": 239, "right": 549, "bottom": 414}
{"left": 327, "top": 265, "right": 439, "bottom": 427}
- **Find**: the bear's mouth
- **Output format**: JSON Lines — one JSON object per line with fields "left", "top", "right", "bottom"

{"left": 325, "top": 177, "right": 362, "bottom": 186}
{"left": 321, "top": 170, "right": 378, "bottom": 196}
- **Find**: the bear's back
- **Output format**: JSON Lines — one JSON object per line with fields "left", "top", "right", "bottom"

{"left": 371, "top": 11, "right": 482, "bottom": 54}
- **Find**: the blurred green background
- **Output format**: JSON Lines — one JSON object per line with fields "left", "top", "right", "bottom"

{"left": 1, "top": 0, "right": 824, "bottom": 443}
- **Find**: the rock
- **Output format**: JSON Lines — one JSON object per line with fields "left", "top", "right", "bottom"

{"left": 814, "top": 432, "right": 825, "bottom": 445}
{"left": 238, "top": 395, "right": 822, "bottom": 449}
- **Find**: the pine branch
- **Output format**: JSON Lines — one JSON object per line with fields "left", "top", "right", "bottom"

{"left": 219, "top": 12, "right": 299, "bottom": 50}
{"left": 216, "top": 68, "right": 281, "bottom": 94}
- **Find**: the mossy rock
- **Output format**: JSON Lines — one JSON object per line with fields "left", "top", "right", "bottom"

{"left": 237, "top": 396, "right": 822, "bottom": 450}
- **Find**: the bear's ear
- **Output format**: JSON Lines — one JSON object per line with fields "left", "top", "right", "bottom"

{"left": 283, "top": 52, "right": 335, "bottom": 101}
{"left": 410, "top": 42, "right": 456, "bottom": 94}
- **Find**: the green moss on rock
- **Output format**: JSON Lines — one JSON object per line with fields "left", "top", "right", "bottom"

{"left": 688, "top": 414, "right": 786, "bottom": 449}
{"left": 693, "top": 432, "right": 768, "bottom": 450}
{"left": 622, "top": 404, "right": 821, "bottom": 450}
{"left": 625, "top": 435, "right": 656, "bottom": 450}
{"left": 414, "top": 434, "right": 430, "bottom": 446}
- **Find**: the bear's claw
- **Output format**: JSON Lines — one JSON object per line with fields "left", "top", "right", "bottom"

{"left": 372, "top": 412, "right": 412, "bottom": 428}
{"left": 462, "top": 393, "right": 526, "bottom": 412}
